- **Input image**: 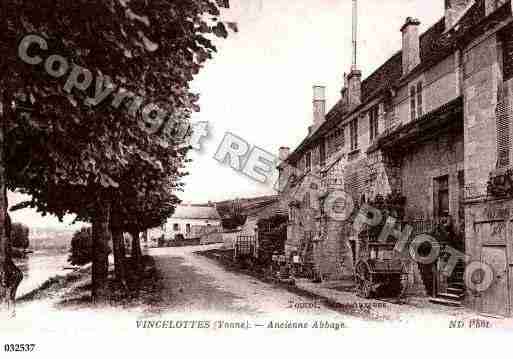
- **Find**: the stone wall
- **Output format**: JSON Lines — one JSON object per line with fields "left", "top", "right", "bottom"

{"left": 401, "top": 130, "right": 464, "bottom": 221}
{"left": 395, "top": 53, "right": 459, "bottom": 127}
{"left": 463, "top": 34, "right": 501, "bottom": 199}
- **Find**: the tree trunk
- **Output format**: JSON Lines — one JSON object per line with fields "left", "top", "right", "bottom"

{"left": 110, "top": 207, "right": 127, "bottom": 289}
{"left": 130, "top": 230, "right": 141, "bottom": 265}
{"left": 111, "top": 230, "right": 128, "bottom": 289}
{"left": 120, "top": 232, "right": 126, "bottom": 258}
{"left": 92, "top": 200, "right": 111, "bottom": 303}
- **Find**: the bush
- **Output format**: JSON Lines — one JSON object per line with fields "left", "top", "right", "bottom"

{"left": 69, "top": 227, "right": 93, "bottom": 266}
{"left": 11, "top": 222, "right": 30, "bottom": 249}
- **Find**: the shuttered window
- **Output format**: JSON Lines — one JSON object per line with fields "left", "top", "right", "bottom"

{"left": 369, "top": 105, "right": 379, "bottom": 142}
{"left": 410, "top": 86, "right": 416, "bottom": 121}
{"left": 496, "top": 84, "right": 510, "bottom": 168}
{"left": 500, "top": 24, "right": 513, "bottom": 81}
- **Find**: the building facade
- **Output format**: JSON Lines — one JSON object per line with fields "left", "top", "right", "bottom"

{"left": 278, "top": 0, "right": 513, "bottom": 316}
{"left": 148, "top": 204, "right": 222, "bottom": 242}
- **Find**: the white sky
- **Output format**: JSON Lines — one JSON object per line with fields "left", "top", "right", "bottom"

{"left": 184, "top": 0, "right": 442, "bottom": 202}
{"left": 9, "top": 0, "right": 443, "bottom": 229}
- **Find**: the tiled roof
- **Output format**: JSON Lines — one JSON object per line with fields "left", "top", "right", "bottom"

{"left": 245, "top": 198, "right": 288, "bottom": 218}
{"left": 172, "top": 205, "right": 221, "bottom": 220}
{"left": 286, "top": 0, "right": 511, "bottom": 164}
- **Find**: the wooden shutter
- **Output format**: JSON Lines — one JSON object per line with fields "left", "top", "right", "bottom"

{"left": 496, "top": 84, "right": 511, "bottom": 168}
{"left": 500, "top": 24, "right": 513, "bottom": 81}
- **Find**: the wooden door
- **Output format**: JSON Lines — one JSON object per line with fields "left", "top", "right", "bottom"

{"left": 481, "top": 246, "right": 509, "bottom": 317}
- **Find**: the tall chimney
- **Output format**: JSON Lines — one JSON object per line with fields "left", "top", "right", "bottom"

{"left": 313, "top": 85, "right": 326, "bottom": 125}
{"left": 401, "top": 17, "right": 421, "bottom": 75}
{"left": 352, "top": 0, "right": 358, "bottom": 71}
{"left": 279, "top": 147, "right": 290, "bottom": 161}
{"left": 347, "top": 0, "right": 362, "bottom": 107}
{"left": 445, "top": 0, "right": 474, "bottom": 30}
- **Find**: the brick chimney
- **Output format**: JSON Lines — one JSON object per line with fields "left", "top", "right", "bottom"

{"left": 347, "top": 69, "right": 362, "bottom": 107}
{"left": 313, "top": 85, "right": 326, "bottom": 126}
{"left": 279, "top": 147, "right": 290, "bottom": 161}
{"left": 445, "top": 0, "right": 474, "bottom": 30}
{"left": 401, "top": 17, "right": 421, "bottom": 75}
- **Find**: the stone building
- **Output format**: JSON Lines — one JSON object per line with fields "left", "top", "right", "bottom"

{"left": 278, "top": 0, "right": 513, "bottom": 316}
{"left": 147, "top": 204, "right": 222, "bottom": 242}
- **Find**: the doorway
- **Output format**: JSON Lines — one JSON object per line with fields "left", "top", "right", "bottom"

{"left": 480, "top": 245, "right": 509, "bottom": 317}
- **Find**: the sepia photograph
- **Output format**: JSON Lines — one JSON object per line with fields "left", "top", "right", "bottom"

{"left": 1, "top": 0, "right": 513, "bottom": 356}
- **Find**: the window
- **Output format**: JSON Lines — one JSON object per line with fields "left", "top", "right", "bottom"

{"left": 410, "top": 86, "right": 416, "bottom": 121}
{"left": 434, "top": 175, "right": 449, "bottom": 218}
{"left": 410, "top": 82, "right": 423, "bottom": 121}
{"left": 305, "top": 152, "right": 312, "bottom": 172}
{"left": 369, "top": 105, "right": 379, "bottom": 142}
{"left": 186, "top": 224, "right": 191, "bottom": 234}
{"left": 350, "top": 119, "right": 358, "bottom": 151}
{"left": 496, "top": 77, "right": 510, "bottom": 167}
{"left": 215, "top": 0, "right": 230, "bottom": 8}
{"left": 289, "top": 207, "right": 295, "bottom": 222}
{"left": 173, "top": 223, "right": 180, "bottom": 231}
{"left": 304, "top": 192, "right": 311, "bottom": 209}
{"left": 319, "top": 139, "right": 326, "bottom": 167}
{"left": 490, "top": 0, "right": 507, "bottom": 13}
{"left": 334, "top": 127, "right": 345, "bottom": 150}
{"left": 417, "top": 82, "right": 423, "bottom": 117}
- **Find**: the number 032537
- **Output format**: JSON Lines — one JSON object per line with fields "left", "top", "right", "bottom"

{"left": 4, "top": 344, "right": 36, "bottom": 352}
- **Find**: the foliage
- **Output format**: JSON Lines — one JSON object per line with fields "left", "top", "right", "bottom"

{"left": 2, "top": 0, "right": 231, "bottom": 219}
{"left": 0, "top": 0, "right": 231, "bottom": 300}
{"left": 68, "top": 226, "right": 106, "bottom": 266}
{"left": 362, "top": 191, "right": 407, "bottom": 240}
{"left": 257, "top": 214, "right": 288, "bottom": 234}
{"left": 68, "top": 227, "right": 93, "bottom": 266}
{"left": 11, "top": 222, "right": 29, "bottom": 249}
{"left": 487, "top": 169, "right": 513, "bottom": 198}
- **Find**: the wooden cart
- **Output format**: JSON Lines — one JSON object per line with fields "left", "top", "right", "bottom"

{"left": 355, "top": 242, "right": 408, "bottom": 299}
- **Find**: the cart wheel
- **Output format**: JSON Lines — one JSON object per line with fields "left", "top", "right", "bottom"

{"left": 355, "top": 260, "right": 373, "bottom": 299}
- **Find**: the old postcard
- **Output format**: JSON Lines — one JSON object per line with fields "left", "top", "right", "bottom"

{"left": 1, "top": 0, "right": 513, "bottom": 356}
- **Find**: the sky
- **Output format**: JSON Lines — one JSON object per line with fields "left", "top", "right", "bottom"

{"left": 9, "top": 0, "right": 443, "bottom": 229}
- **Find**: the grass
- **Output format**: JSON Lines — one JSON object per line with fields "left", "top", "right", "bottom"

{"left": 18, "top": 255, "right": 164, "bottom": 312}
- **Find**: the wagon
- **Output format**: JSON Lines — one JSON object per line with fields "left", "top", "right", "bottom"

{"left": 354, "top": 242, "right": 408, "bottom": 298}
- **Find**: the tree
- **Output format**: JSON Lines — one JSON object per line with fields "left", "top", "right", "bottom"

{"left": 68, "top": 227, "right": 93, "bottom": 266}
{"left": 11, "top": 223, "right": 29, "bottom": 249}
{"left": 1, "top": 0, "right": 231, "bottom": 307}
